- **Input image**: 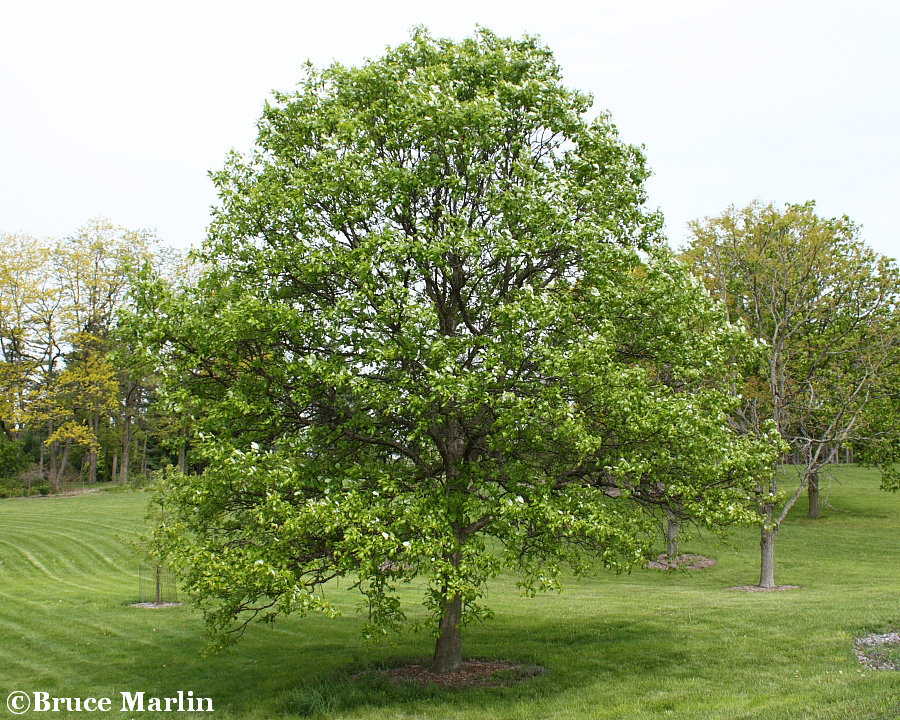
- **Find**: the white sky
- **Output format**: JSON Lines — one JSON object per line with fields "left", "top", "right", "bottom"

{"left": 1, "top": 0, "right": 898, "bottom": 259}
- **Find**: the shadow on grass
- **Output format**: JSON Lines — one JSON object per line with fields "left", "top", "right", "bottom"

{"left": 258, "top": 619, "right": 689, "bottom": 719}
{"left": 276, "top": 668, "right": 442, "bottom": 718}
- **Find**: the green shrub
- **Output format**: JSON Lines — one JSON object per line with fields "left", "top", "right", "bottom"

{"left": 0, "top": 475, "right": 23, "bottom": 498}
{"left": 32, "top": 480, "right": 51, "bottom": 496}
{"left": 0, "top": 435, "right": 27, "bottom": 478}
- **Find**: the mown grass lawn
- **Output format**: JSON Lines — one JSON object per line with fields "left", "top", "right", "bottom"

{"left": 0, "top": 466, "right": 898, "bottom": 719}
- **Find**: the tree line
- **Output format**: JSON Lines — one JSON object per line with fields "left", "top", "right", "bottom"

{"left": 0, "top": 219, "right": 186, "bottom": 495}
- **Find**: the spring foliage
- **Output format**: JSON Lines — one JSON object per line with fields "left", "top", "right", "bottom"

{"left": 136, "top": 29, "right": 777, "bottom": 661}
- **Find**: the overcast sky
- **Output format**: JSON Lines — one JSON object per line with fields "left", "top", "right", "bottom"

{"left": 1, "top": 0, "right": 898, "bottom": 259}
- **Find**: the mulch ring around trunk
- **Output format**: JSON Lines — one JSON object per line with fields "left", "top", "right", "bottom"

{"left": 855, "top": 631, "right": 900, "bottom": 670}
{"left": 725, "top": 584, "right": 801, "bottom": 592}
{"left": 357, "top": 660, "right": 547, "bottom": 689}
{"left": 646, "top": 553, "right": 717, "bottom": 570}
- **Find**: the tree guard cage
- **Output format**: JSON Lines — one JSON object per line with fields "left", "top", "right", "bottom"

{"left": 138, "top": 563, "right": 178, "bottom": 604}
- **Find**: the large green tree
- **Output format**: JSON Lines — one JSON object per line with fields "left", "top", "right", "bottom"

{"left": 684, "top": 201, "right": 900, "bottom": 588}
{"left": 138, "top": 29, "right": 774, "bottom": 672}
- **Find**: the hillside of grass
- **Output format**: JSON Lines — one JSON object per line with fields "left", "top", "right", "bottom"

{"left": 0, "top": 466, "right": 898, "bottom": 719}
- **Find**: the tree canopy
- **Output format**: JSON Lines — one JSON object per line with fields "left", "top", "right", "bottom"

{"left": 137, "top": 29, "right": 776, "bottom": 672}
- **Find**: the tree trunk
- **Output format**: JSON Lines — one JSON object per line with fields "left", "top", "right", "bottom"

{"left": 155, "top": 564, "right": 163, "bottom": 605}
{"left": 177, "top": 443, "right": 186, "bottom": 474}
{"left": 120, "top": 414, "right": 131, "bottom": 484}
{"left": 432, "top": 591, "right": 463, "bottom": 673}
{"left": 665, "top": 510, "right": 679, "bottom": 558}
{"left": 807, "top": 472, "right": 821, "bottom": 519}
{"left": 110, "top": 452, "right": 118, "bottom": 484}
{"left": 48, "top": 422, "right": 59, "bottom": 491}
{"left": 57, "top": 439, "right": 72, "bottom": 489}
{"left": 87, "top": 415, "right": 99, "bottom": 483}
{"left": 431, "top": 544, "right": 464, "bottom": 673}
{"left": 141, "top": 434, "right": 148, "bottom": 476}
{"left": 759, "top": 527, "right": 777, "bottom": 589}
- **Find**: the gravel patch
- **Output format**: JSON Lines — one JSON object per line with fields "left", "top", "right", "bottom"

{"left": 647, "top": 553, "right": 717, "bottom": 571}
{"left": 726, "top": 584, "right": 801, "bottom": 592}
{"left": 130, "top": 602, "right": 183, "bottom": 609}
{"left": 855, "top": 632, "right": 900, "bottom": 670}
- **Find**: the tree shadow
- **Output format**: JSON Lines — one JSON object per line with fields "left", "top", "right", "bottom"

{"left": 250, "top": 617, "right": 691, "bottom": 718}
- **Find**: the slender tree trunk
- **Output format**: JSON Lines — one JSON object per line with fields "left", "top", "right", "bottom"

{"left": 665, "top": 509, "right": 679, "bottom": 558}
{"left": 110, "top": 452, "right": 118, "bottom": 483}
{"left": 120, "top": 414, "right": 131, "bottom": 484}
{"left": 759, "top": 528, "right": 777, "bottom": 588}
{"left": 48, "top": 421, "right": 58, "bottom": 490}
{"left": 141, "top": 434, "right": 148, "bottom": 476}
{"left": 155, "top": 564, "right": 163, "bottom": 605}
{"left": 807, "top": 472, "right": 821, "bottom": 519}
{"left": 58, "top": 439, "right": 72, "bottom": 488}
{"left": 87, "top": 415, "right": 99, "bottom": 483}
{"left": 177, "top": 443, "right": 186, "bottom": 474}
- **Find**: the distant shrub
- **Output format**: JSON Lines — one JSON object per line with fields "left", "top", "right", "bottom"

{"left": 31, "top": 480, "right": 51, "bottom": 496}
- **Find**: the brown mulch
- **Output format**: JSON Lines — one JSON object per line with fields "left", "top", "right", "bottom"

{"left": 363, "top": 660, "right": 547, "bottom": 689}
{"left": 726, "top": 584, "right": 801, "bottom": 592}
{"left": 647, "top": 553, "right": 717, "bottom": 571}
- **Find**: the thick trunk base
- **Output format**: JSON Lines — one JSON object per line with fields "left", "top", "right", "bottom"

{"left": 431, "top": 594, "right": 462, "bottom": 673}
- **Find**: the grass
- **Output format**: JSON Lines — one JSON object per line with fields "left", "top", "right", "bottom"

{"left": 0, "top": 466, "right": 898, "bottom": 719}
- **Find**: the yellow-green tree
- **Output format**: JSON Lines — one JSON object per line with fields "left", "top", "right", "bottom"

{"left": 684, "top": 201, "right": 900, "bottom": 588}
{"left": 0, "top": 234, "right": 57, "bottom": 439}
{"left": 53, "top": 219, "right": 159, "bottom": 484}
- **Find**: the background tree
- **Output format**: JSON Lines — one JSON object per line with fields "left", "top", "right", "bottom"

{"left": 684, "top": 200, "right": 900, "bottom": 588}
{"left": 135, "top": 29, "right": 775, "bottom": 673}
{"left": 855, "top": 358, "right": 900, "bottom": 492}
{"left": 56, "top": 218, "right": 158, "bottom": 484}
{"left": 1, "top": 220, "right": 179, "bottom": 490}
{"left": 48, "top": 333, "right": 119, "bottom": 484}
{"left": 0, "top": 234, "right": 54, "bottom": 441}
